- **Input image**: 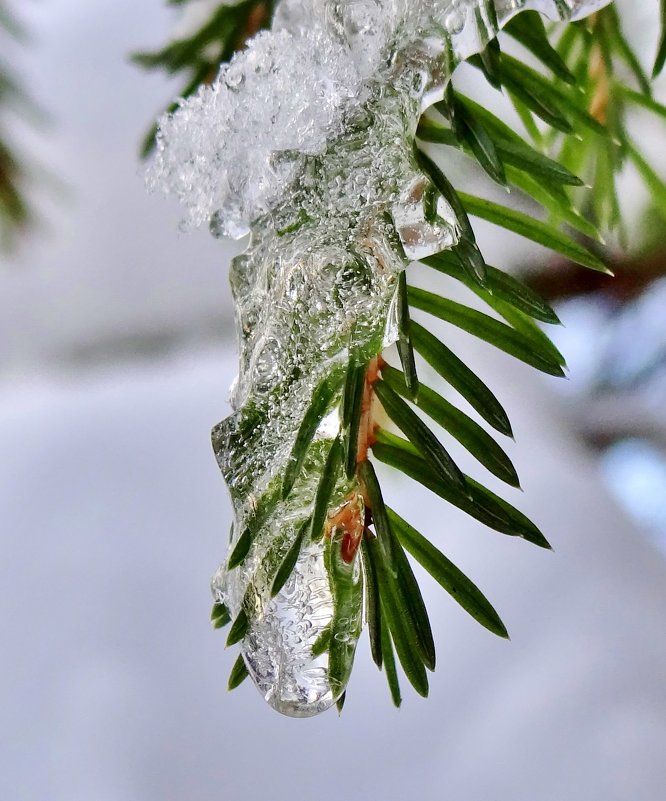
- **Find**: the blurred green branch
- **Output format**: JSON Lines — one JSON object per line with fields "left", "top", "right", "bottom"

{"left": 133, "top": 0, "right": 276, "bottom": 157}
{"left": 0, "top": 1, "right": 34, "bottom": 251}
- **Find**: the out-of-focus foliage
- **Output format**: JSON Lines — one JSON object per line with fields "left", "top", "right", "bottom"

{"left": 133, "top": 0, "right": 276, "bottom": 157}
{"left": 547, "top": 6, "right": 666, "bottom": 242}
{"left": 0, "top": 2, "right": 33, "bottom": 251}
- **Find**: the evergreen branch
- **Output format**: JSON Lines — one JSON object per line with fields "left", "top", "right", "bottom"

{"left": 142, "top": 0, "right": 666, "bottom": 715}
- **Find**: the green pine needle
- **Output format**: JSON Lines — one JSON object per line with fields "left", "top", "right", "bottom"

{"left": 228, "top": 653, "right": 250, "bottom": 690}
{"left": 410, "top": 321, "right": 513, "bottom": 437}
{"left": 310, "top": 437, "right": 343, "bottom": 541}
{"left": 505, "top": 11, "right": 576, "bottom": 84}
{"left": 653, "top": 0, "right": 666, "bottom": 77}
{"left": 381, "top": 365, "right": 520, "bottom": 488}
{"left": 226, "top": 609, "right": 249, "bottom": 647}
{"left": 361, "top": 538, "right": 383, "bottom": 668}
{"left": 364, "top": 533, "right": 429, "bottom": 698}
{"left": 458, "top": 192, "right": 609, "bottom": 272}
{"left": 271, "top": 518, "right": 309, "bottom": 598}
{"left": 373, "top": 430, "right": 550, "bottom": 549}
{"left": 422, "top": 251, "right": 561, "bottom": 326}
{"left": 283, "top": 370, "right": 343, "bottom": 500}
{"left": 396, "top": 271, "right": 420, "bottom": 400}
{"left": 379, "top": 612, "right": 402, "bottom": 707}
{"left": 211, "top": 601, "right": 231, "bottom": 629}
{"left": 342, "top": 359, "right": 367, "bottom": 478}
{"left": 386, "top": 507, "right": 509, "bottom": 639}
{"left": 374, "top": 378, "right": 467, "bottom": 491}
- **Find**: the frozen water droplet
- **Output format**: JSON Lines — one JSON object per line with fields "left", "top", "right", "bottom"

{"left": 210, "top": 208, "right": 250, "bottom": 240}
{"left": 392, "top": 175, "right": 460, "bottom": 261}
{"left": 444, "top": 4, "right": 466, "bottom": 35}
{"left": 252, "top": 336, "right": 282, "bottom": 393}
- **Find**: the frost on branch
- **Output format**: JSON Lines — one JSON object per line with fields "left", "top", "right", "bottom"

{"left": 149, "top": 0, "right": 610, "bottom": 717}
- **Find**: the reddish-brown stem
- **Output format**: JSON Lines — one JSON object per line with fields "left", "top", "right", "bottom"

{"left": 323, "top": 353, "right": 387, "bottom": 561}
{"left": 356, "top": 354, "right": 385, "bottom": 466}
{"left": 355, "top": 353, "right": 388, "bottom": 541}
{"left": 588, "top": 16, "right": 609, "bottom": 125}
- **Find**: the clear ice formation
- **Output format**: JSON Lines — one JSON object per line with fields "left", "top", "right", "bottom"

{"left": 149, "top": 0, "right": 610, "bottom": 716}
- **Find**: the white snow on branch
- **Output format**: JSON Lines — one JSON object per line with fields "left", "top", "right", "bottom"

{"left": 148, "top": 0, "right": 610, "bottom": 239}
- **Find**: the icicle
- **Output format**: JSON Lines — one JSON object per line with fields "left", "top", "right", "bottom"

{"left": 149, "top": 0, "right": 611, "bottom": 716}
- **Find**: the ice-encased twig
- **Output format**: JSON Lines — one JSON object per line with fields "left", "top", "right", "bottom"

{"left": 150, "top": 0, "right": 611, "bottom": 716}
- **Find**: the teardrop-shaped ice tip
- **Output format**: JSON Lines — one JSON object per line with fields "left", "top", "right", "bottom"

{"left": 228, "top": 539, "right": 341, "bottom": 717}
{"left": 254, "top": 650, "right": 339, "bottom": 718}
{"left": 240, "top": 619, "right": 341, "bottom": 717}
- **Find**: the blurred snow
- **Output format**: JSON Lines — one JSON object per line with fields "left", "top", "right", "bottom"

{"left": 601, "top": 439, "right": 666, "bottom": 553}
{"left": 1, "top": 347, "right": 665, "bottom": 801}
{"left": 0, "top": 0, "right": 238, "bottom": 374}
{"left": 551, "top": 288, "right": 666, "bottom": 553}
{"left": 553, "top": 281, "right": 666, "bottom": 399}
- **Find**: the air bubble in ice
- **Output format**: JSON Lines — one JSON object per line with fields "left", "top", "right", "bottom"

{"left": 444, "top": 5, "right": 466, "bottom": 35}
{"left": 253, "top": 337, "right": 281, "bottom": 392}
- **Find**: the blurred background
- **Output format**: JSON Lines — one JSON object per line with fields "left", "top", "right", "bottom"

{"left": 1, "top": 1, "right": 665, "bottom": 799}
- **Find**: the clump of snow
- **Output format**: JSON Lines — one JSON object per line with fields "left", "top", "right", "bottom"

{"left": 149, "top": 0, "right": 609, "bottom": 239}
{"left": 148, "top": 27, "right": 364, "bottom": 237}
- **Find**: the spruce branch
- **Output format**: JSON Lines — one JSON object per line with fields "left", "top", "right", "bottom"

{"left": 140, "top": 1, "right": 666, "bottom": 715}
